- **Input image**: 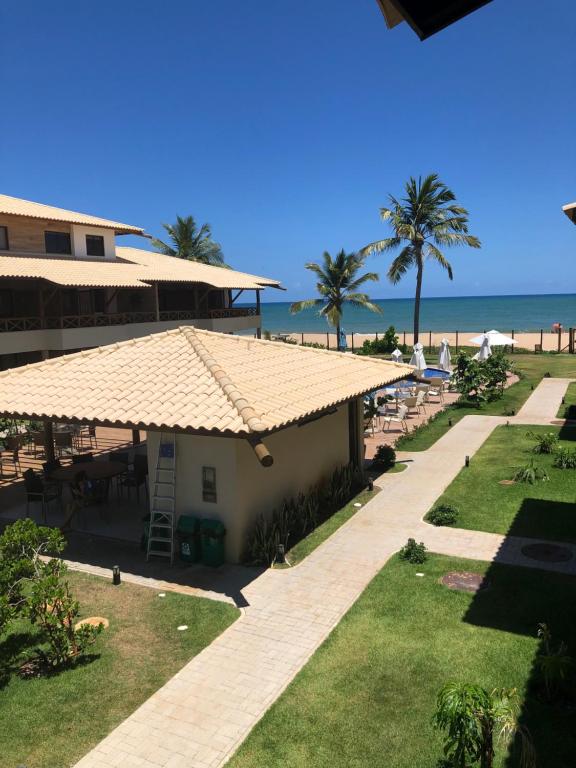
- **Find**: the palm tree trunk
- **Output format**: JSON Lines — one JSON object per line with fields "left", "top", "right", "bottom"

{"left": 413, "top": 253, "right": 423, "bottom": 343}
{"left": 336, "top": 320, "right": 342, "bottom": 351}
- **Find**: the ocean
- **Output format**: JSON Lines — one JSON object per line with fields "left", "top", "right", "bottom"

{"left": 256, "top": 294, "right": 576, "bottom": 334}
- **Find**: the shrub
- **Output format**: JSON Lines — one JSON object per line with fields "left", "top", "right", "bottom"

{"left": 399, "top": 538, "right": 427, "bottom": 564}
{"left": 426, "top": 504, "right": 459, "bottom": 526}
{"left": 553, "top": 447, "right": 576, "bottom": 469}
{"left": 527, "top": 430, "right": 558, "bottom": 454}
{"left": 357, "top": 326, "right": 407, "bottom": 356}
{"left": 513, "top": 461, "right": 549, "bottom": 484}
{"left": 372, "top": 444, "right": 396, "bottom": 470}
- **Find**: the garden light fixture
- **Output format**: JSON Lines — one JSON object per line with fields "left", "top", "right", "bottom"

{"left": 112, "top": 565, "right": 121, "bottom": 586}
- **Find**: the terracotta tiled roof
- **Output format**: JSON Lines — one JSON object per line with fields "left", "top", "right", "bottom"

{"left": 0, "top": 194, "right": 144, "bottom": 234}
{"left": 117, "top": 247, "right": 283, "bottom": 289}
{"left": 0, "top": 255, "right": 148, "bottom": 288}
{"left": 0, "top": 327, "right": 413, "bottom": 435}
{"left": 0, "top": 247, "right": 281, "bottom": 291}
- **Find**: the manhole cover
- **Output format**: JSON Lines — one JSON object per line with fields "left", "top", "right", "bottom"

{"left": 521, "top": 543, "right": 573, "bottom": 563}
{"left": 440, "top": 571, "right": 489, "bottom": 593}
{"left": 75, "top": 616, "right": 109, "bottom": 630}
{"left": 499, "top": 479, "right": 516, "bottom": 486}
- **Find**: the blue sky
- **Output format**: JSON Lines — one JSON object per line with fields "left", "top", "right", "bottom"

{"left": 1, "top": 0, "right": 575, "bottom": 301}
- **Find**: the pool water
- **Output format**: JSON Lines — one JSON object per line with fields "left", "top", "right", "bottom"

{"left": 422, "top": 367, "right": 451, "bottom": 379}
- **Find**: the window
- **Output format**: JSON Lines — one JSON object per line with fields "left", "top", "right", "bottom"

{"left": 45, "top": 231, "right": 71, "bottom": 255}
{"left": 0, "top": 226, "right": 8, "bottom": 250}
{"left": 202, "top": 467, "right": 217, "bottom": 503}
{"left": 86, "top": 234, "right": 105, "bottom": 257}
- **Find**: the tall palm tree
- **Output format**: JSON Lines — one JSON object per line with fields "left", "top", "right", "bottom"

{"left": 290, "top": 250, "right": 381, "bottom": 350}
{"left": 360, "top": 174, "right": 480, "bottom": 342}
{"left": 152, "top": 215, "right": 225, "bottom": 266}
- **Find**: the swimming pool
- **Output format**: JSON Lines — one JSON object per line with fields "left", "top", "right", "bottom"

{"left": 421, "top": 367, "right": 451, "bottom": 379}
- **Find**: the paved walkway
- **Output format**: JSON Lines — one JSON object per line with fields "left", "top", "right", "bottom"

{"left": 75, "top": 378, "right": 575, "bottom": 768}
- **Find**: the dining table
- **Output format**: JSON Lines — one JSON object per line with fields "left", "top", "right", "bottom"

{"left": 49, "top": 460, "right": 127, "bottom": 483}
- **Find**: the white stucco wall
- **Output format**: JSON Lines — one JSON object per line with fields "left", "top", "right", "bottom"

{"left": 70, "top": 225, "right": 116, "bottom": 260}
{"left": 145, "top": 404, "right": 353, "bottom": 564}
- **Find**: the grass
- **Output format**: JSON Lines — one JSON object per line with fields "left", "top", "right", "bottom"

{"left": 557, "top": 381, "right": 576, "bottom": 418}
{"left": 0, "top": 571, "right": 238, "bottom": 768}
{"left": 432, "top": 424, "right": 576, "bottom": 542}
{"left": 278, "top": 488, "right": 380, "bottom": 567}
{"left": 396, "top": 353, "right": 576, "bottom": 452}
{"left": 229, "top": 553, "right": 576, "bottom": 768}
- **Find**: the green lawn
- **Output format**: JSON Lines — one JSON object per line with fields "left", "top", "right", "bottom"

{"left": 397, "top": 354, "right": 576, "bottom": 452}
{"left": 0, "top": 571, "right": 238, "bottom": 768}
{"left": 229, "top": 554, "right": 576, "bottom": 768}
{"left": 432, "top": 424, "right": 576, "bottom": 542}
{"left": 280, "top": 488, "right": 380, "bottom": 567}
{"left": 557, "top": 381, "right": 576, "bottom": 418}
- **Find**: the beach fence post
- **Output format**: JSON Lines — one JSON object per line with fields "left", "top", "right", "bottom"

{"left": 558, "top": 327, "right": 562, "bottom": 353}
{"left": 326, "top": 332, "right": 330, "bottom": 350}
{"left": 403, "top": 331, "right": 406, "bottom": 346}
{"left": 569, "top": 328, "right": 574, "bottom": 354}
{"left": 375, "top": 332, "right": 379, "bottom": 341}
{"left": 511, "top": 330, "right": 515, "bottom": 354}
{"left": 540, "top": 329, "right": 543, "bottom": 351}
{"left": 456, "top": 331, "right": 459, "bottom": 352}
{"left": 301, "top": 332, "right": 304, "bottom": 345}
{"left": 351, "top": 332, "right": 355, "bottom": 351}
{"left": 428, "top": 331, "right": 432, "bottom": 353}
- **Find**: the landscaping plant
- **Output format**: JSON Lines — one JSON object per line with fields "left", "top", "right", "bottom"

{"left": 512, "top": 461, "right": 549, "bottom": 485}
{"left": 553, "top": 447, "right": 576, "bottom": 469}
{"left": 526, "top": 430, "right": 558, "bottom": 454}
{"left": 399, "top": 538, "right": 427, "bottom": 564}
{"left": 357, "top": 326, "right": 406, "bottom": 356}
{"left": 372, "top": 444, "right": 396, "bottom": 471}
{"left": 426, "top": 504, "right": 459, "bottom": 527}
{"left": 535, "top": 623, "right": 574, "bottom": 703}
{"left": 433, "top": 682, "right": 535, "bottom": 768}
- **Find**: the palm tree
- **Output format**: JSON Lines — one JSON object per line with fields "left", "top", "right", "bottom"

{"left": 433, "top": 682, "right": 536, "bottom": 768}
{"left": 290, "top": 250, "right": 381, "bottom": 350}
{"left": 152, "top": 215, "right": 225, "bottom": 266}
{"left": 360, "top": 174, "right": 480, "bottom": 342}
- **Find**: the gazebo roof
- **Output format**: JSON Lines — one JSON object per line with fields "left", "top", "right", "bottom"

{"left": 0, "top": 327, "right": 413, "bottom": 436}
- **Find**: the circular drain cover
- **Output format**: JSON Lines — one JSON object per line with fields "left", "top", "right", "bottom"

{"left": 521, "top": 543, "right": 573, "bottom": 563}
{"left": 440, "top": 572, "right": 489, "bottom": 593}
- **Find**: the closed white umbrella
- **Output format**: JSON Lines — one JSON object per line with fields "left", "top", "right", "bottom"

{"left": 469, "top": 329, "right": 516, "bottom": 346}
{"left": 474, "top": 335, "right": 492, "bottom": 361}
{"left": 409, "top": 342, "right": 426, "bottom": 370}
{"left": 438, "top": 338, "right": 451, "bottom": 371}
{"left": 391, "top": 348, "right": 403, "bottom": 363}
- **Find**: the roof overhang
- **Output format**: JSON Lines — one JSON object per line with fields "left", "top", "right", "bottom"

{"left": 562, "top": 202, "right": 576, "bottom": 224}
{"left": 376, "top": 0, "right": 492, "bottom": 39}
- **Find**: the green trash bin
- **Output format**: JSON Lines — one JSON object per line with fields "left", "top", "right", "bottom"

{"left": 200, "top": 519, "right": 226, "bottom": 567}
{"left": 177, "top": 515, "right": 200, "bottom": 563}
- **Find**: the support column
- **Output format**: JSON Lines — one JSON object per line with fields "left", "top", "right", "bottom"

{"left": 256, "top": 290, "right": 261, "bottom": 339}
{"left": 40, "top": 350, "right": 55, "bottom": 462}
{"left": 153, "top": 284, "right": 160, "bottom": 322}
{"left": 132, "top": 429, "right": 141, "bottom": 446}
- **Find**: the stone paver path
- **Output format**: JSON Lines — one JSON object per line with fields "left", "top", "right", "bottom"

{"left": 74, "top": 378, "right": 574, "bottom": 768}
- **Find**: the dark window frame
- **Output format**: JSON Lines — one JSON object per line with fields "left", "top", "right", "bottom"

{"left": 202, "top": 466, "right": 217, "bottom": 503}
{"left": 86, "top": 234, "right": 105, "bottom": 257}
{"left": 0, "top": 226, "right": 9, "bottom": 250}
{"left": 44, "top": 230, "right": 72, "bottom": 255}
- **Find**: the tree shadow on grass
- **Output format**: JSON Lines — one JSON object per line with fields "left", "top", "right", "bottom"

{"left": 463, "top": 532, "right": 576, "bottom": 766}
{"left": 558, "top": 424, "right": 576, "bottom": 442}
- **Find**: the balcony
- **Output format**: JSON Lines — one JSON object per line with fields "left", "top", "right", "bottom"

{"left": 0, "top": 306, "right": 258, "bottom": 334}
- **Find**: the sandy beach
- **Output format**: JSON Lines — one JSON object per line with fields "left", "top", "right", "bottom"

{"left": 283, "top": 330, "right": 570, "bottom": 353}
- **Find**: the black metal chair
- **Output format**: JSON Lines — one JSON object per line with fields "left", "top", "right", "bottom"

{"left": 119, "top": 454, "right": 149, "bottom": 503}
{"left": 23, "top": 468, "right": 62, "bottom": 522}
{"left": 0, "top": 435, "right": 22, "bottom": 478}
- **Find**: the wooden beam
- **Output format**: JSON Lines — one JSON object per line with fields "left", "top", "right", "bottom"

{"left": 153, "top": 284, "right": 160, "bottom": 321}
{"left": 249, "top": 437, "right": 273, "bottom": 467}
{"left": 104, "top": 288, "right": 119, "bottom": 309}
{"left": 231, "top": 289, "right": 244, "bottom": 305}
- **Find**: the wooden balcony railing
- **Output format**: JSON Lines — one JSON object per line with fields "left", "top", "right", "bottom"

{"left": 0, "top": 307, "right": 259, "bottom": 333}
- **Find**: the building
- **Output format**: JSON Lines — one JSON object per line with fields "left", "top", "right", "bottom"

{"left": 0, "top": 194, "right": 282, "bottom": 370}
{"left": 563, "top": 201, "right": 576, "bottom": 224}
{"left": 376, "top": 0, "right": 492, "bottom": 39}
{"left": 0, "top": 327, "right": 412, "bottom": 561}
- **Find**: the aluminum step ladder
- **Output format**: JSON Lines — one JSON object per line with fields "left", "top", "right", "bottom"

{"left": 147, "top": 432, "right": 176, "bottom": 564}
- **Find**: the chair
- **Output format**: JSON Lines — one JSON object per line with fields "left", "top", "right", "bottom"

{"left": 29, "top": 431, "right": 47, "bottom": 458}
{"left": 72, "top": 453, "right": 94, "bottom": 464}
{"left": 428, "top": 377, "right": 445, "bottom": 403}
{"left": 0, "top": 435, "right": 22, "bottom": 477}
{"left": 382, "top": 404, "right": 409, "bottom": 433}
{"left": 403, "top": 396, "right": 419, "bottom": 416}
{"left": 54, "top": 431, "right": 74, "bottom": 457}
{"left": 23, "top": 468, "right": 62, "bottom": 522}
{"left": 79, "top": 424, "right": 98, "bottom": 450}
{"left": 119, "top": 454, "right": 148, "bottom": 503}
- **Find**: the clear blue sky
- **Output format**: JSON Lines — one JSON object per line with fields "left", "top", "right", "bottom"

{"left": 1, "top": 0, "right": 574, "bottom": 301}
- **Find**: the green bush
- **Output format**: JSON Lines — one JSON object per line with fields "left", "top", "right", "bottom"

{"left": 399, "top": 538, "right": 427, "bottom": 564}
{"left": 513, "top": 461, "right": 549, "bottom": 484}
{"left": 357, "top": 326, "right": 407, "bottom": 356}
{"left": 426, "top": 504, "right": 459, "bottom": 526}
{"left": 553, "top": 447, "right": 576, "bottom": 469}
{"left": 527, "top": 430, "right": 558, "bottom": 454}
{"left": 372, "top": 444, "right": 396, "bottom": 470}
